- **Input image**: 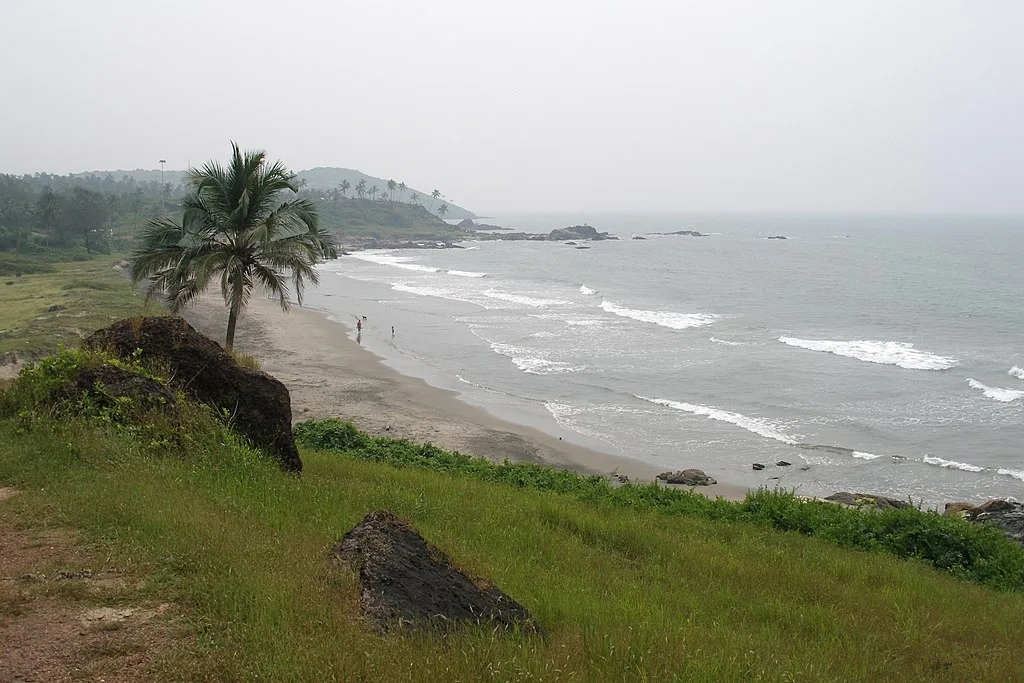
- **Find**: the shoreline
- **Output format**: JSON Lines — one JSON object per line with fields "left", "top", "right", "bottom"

{"left": 181, "top": 294, "right": 748, "bottom": 500}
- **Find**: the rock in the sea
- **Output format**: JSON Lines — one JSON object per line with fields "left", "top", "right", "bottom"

{"left": 666, "top": 230, "right": 708, "bottom": 237}
{"left": 767, "top": 235, "right": 788, "bottom": 240}
{"left": 823, "top": 492, "right": 912, "bottom": 511}
{"left": 656, "top": 469, "right": 717, "bottom": 486}
{"left": 776, "top": 461, "right": 792, "bottom": 467}
{"left": 547, "top": 225, "right": 616, "bottom": 241}
{"left": 752, "top": 463, "right": 766, "bottom": 471}
{"left": 335, "top": 510, "right": 541, "bottom": 635}
{"left": 632, "top": 235, "right": 646, "bottom": 240}
{"left": 85, "top": 316, "right": 302, "bottom": 473}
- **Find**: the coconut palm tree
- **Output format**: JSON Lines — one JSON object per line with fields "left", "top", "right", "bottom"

{"left": 339, "top": 179, "right": 351, "bottom": 198}
{"left": 356, "top": 179, "right": 367, "bottom": 198}
{"left": 398, "top": 182, "right": 407, "bottom": 201}
{"left": 430, "top": 189, "right": 441, "bottom": 210}
{"left": 369, "top": 185, "right": 379, "bottom": 201}
{"left": 409, "top": 192, "right": 420, "bottom": 204}
{"left": 387, "top": 179, "right": 397, "bottom": 201}
{"left": 437, "top": 202, "right": 449, "bottom": 218}
{"left": 130, "top": 142, "right": 337, "bottom": 351}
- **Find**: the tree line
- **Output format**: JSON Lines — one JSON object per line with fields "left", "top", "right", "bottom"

{"left": 315, "top": 179, "right": 450, "bottom": 218}
{"left": 0, "top": 172, "right": 181, "bottom": 255}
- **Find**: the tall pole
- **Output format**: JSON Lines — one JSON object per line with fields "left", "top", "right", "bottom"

{"left": 159, "top": 159, "right": 166, "bottom": 186}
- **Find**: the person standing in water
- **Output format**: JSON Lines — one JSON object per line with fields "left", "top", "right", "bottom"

{"left": 356, "top": 319, "right": 362, "bottom": 332}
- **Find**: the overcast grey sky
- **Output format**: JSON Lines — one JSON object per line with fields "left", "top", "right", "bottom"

{"left": 2, "top": 1, "right": 1022, "bottom": 212}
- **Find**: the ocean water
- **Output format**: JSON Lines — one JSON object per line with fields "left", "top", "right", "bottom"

{"left": 304, "top": 213, "right": 1023, "bottom": 506}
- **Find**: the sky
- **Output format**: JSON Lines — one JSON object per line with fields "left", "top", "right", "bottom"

{"left": 2, "top": 1, "right": 1022, "bottom": 213}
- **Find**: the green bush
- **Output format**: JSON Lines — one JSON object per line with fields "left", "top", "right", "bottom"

{"left": 295, "top": 417, "right": 1024, "bottom": 592}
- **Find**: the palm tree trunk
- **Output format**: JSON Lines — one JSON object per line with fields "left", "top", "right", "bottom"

{"left": 225, "top": 302, "right": 240, "bottom": 351}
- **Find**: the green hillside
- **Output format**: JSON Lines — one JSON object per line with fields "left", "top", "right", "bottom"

{"left": 297, "top": 167, "right": 475, "bottom": 220}
{"left": 314, "top": 198, "right": 470, "bottom": 244}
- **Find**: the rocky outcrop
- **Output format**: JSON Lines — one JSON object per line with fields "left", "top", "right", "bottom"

{"left": 945, "top": 499, "right": 1024, "bottom": 546}
{"left": 335, "top": 510, "right": 541, "bottom": 635}
{"left": 767, "top": 235, "right": 788, "bottom": 240}
{"left": 666, "top": 230, "right": 707, "bottom": 237}
{"left": 458, "top": 218, "right": 509, "bottom": 231}
{"left": 85, "top": 316, "right": 302, "bottom": 473}
{"left": 823, "top": 492, "right": 912, "bottom": 511}
{"left": 547, "top": 225, "right": 615, "bottom": 241}
{"left": 656, "top": 469, "right": 717, "bottom": 486}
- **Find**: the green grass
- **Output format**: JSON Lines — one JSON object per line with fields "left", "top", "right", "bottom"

{"left": 314, "top": 198, "right": 467, "bottom": 241}
{"left": 0, "top": 256, "right": 158, "bottom": 358}
{"left": 2, "top": 385, "right": 1024, "bottom": 679}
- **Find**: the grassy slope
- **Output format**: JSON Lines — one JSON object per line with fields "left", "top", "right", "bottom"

{"left": 1, "top": 421, "right": 1022, "bottom": 681}
{"left": 0, "top": 256, "right": 160, "bottom": 358}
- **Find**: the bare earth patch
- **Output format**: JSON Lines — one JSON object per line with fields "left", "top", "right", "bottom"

{"left": 0, "top": 507, "right": 182, "bottom": 682}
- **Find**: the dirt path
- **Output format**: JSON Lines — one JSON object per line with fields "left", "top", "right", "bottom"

{"left": 0, "top": 489, "right": 183, "bottom": 682}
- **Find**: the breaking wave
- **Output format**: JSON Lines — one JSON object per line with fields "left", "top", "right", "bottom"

{"left": 491, "top": 342, "right": 583, "bottom": 375}
{"left": 923, "top": 456, "right": 985, "bottom": 473}
{"left": 601, "top": 301, "right": 718, "bottom": 329}
{"left": 579, "top": 284, "right": 597, "bottom": 295}
{"left": 484, "top": 289, "right": 571, "bottom": 308}
{"left": 391, "top": 283, "right": 481, "bottom": 306}
{"left": 710, "top": 336, "right": 744, "bottom": 346}
{"left": 1010, "top": 366, "right": 1024, "bottom": 380}
{"left": 348, "top": 252, "right": 440, "bottom": 272}
{"left": 778, "top": 337, "right": 958, "bottom": 370}
{"left": 967, "top": 379, "right": 1024, "bottom": 403}
{"left": 636, "top": 396, "right": 798, "bottom": 444}
{"left": 447, "top": 270, "right": 487, "bottom": 278}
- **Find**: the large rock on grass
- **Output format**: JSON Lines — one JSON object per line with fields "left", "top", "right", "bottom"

{"left": 85, "top": 316, "right": 301, "bottom": 473}
{"left": 824, "top": 492, "right": 912, "bottom": 511}
{"left": 656, "top": 469, "right": 717, "bottom": 486}
{"left": 69, "top": 365, "right": 176, "bottom": 413}
{"left": 946, "top": 499, "right": 1024, "bottom": 547}
{"left": 335, "top": 510, "right": 541, "bottom": 636}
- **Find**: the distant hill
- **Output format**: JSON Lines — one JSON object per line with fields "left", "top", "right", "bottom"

{"left": 314, "top": 198, "right": 468, "bottom": 244}
{"left": 296, "top": 167, "right": 474, "bottom": 220}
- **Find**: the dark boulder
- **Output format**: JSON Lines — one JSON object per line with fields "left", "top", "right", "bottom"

{"left": 752, "top": 463, "right": 766, "bottom": 471}
{"left": 335, "top": 510, "right": 541, "bottom": 635}
{"left": 85, "top": 316, "right": 301, "bottom": 473}
{"left": 656, "top": 469, "right": 717, "bottom": 486}
{"left": 767, "top": 235, "right": 788, "bottom": 240}
{"left": 776, "top": 460, "right": 792, "bottom": 467}
{"left": 957, "top": 499, "right": 1024, "bottom": 546}
{"left": 823, "top": 492, "right": 912, "bottom": 511}
{"left": 632, "top": 236, "right": 646, "bottom": 240}
{"left": 666, "top": 230, "right": 708, "bottom": 237}
{"left": 67, "top": 364, "right": 176, "bottom": 413}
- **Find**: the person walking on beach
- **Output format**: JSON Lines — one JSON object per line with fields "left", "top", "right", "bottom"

{"left": 356, "top": 319, "right": 362, "bottom": 332}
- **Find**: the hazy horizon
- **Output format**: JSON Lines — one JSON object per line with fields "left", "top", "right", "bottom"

{"left": 3, "top": 1, "right": 1022, "bottom": 214}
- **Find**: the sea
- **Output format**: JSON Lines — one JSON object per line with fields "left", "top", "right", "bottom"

{"left": 304, "top": 213, "right": 1023, "bottom": 507}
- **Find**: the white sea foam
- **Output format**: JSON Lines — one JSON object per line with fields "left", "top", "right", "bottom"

{"left": 348, "top": 252, "right": 441, "bottom": 272}
{"left": 391, "top": 283, "right": 481, "bottom": 306}
{"left": 777, "top": 337, "right": 958, "bottom": 370}
{"left": 997, "top": 469, "right": 1024, "bottom": 482}
{"left": 1010, "top": 366, "right": 1024, "bottom": 380}
{"left": 544, "top": 402, "right": 607, "bottom": 440}
{"left": 852, "top": 451, "right": 885, "bottom": 460}
{"left": 923, "top": 456, "right": 984, "bottom": 473}
{"left": 967, "top": 379, "right": 1024, "bottom": 403}
{"left": 491, "top": 342, "right": 582, "bottom": 375}
{"left": 564, "top": 317, "right": 605, "bottom": 327}
{"left": 636, "top": 395, "right": 798, "bottom": 444}
{"left": 601, "top": 301, "right": 718, "bottom": 329}
{"left": 484, "top": 289, "right": 570, "bottom": 308}
{"left": 579, "top": 284, "right": 596, "bottom": 295}
{"left": 710, "top": 336, "right": 743, "bottom": 346}
{"left": 530, "top": 331, "right": 557, "bottom": 338}
{"left": 447, "top": 270, "right": 487, "bottom": 278}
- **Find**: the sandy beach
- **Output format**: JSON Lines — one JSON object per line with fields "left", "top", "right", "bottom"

{"left": 182, "top": 294, "right": 747, "bottom": 500}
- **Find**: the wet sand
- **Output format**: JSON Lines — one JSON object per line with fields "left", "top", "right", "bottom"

{"left": 182, "top": 294, "right": 748, "bottom": 500}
